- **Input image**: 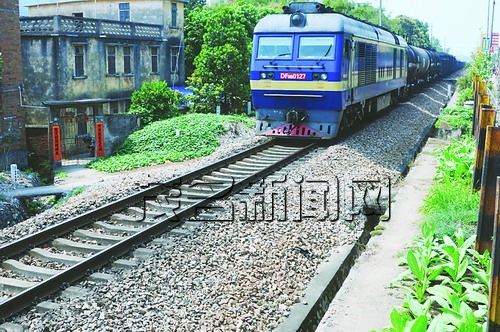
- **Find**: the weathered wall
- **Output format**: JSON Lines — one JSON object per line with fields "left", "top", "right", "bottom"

{"left": 99, "top": 114, "right": 140, "bottom": 156}
{"left": 21, "top": 20, "right": 177, "bottom": 106}
{"left": 26, "top": 0, "right": 185, "bottom": 34}
{"left": 0, "top": 0, "right": 28, "bottom": 170}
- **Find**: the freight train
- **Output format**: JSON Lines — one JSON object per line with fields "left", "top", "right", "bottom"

{"left": 250, "top": 2, "right": 461, "bottom": 139}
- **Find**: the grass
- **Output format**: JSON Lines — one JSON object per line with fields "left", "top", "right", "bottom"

{"left": 87, "top": 113, "right": 254, "bottom": 173}
{"left": 420, "top": 178, "right": 479, "bottom": 239}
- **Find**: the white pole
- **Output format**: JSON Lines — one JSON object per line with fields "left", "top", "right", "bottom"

{"left": 10, "top": 164, "right": 18, "bottom": 182}
{"left": 379, "top": 0, "right": 382, "bottom": 26}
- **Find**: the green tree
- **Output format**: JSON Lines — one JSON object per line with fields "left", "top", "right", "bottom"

{"left": 128, "top": 81, "right": 179, "bottom": 126}
{"left": 190, "top": 7, "right": 250, "bottom": 113}
{"left": 324, "top": 0, "right": 355, "bottom": 13}
{"left": 469, "top": 50, "right": 493, "bottom": 81}
{"left": 185, "top": 3, "right": 278, "bottom": 114}
{"left": 184, "top": 6, "right": 216, "bottom": 78}
{"left": 185, "top": 0, "right": 206, "bottom": 11}
{"left": 349, "top": 2, "right": 381, "bottom": 25}
{"left": 393, "top": 15, "right": 431, "bottom": 48}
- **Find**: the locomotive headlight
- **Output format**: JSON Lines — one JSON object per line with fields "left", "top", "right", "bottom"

{"left": 312, "top": 73, "right": 328, "bottom": 81}
{"left": 290, "top": 12, "right": 306, "bottom": 27}
{"left": 260, "top": 72, "right": 274, "bottom": 79}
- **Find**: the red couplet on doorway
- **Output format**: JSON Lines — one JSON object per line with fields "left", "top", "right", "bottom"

{"left": 51, "top": 125, "right": 62, "bottom": 161}
{"left": 95, "top": 122, "right": 105, "bottom": 157}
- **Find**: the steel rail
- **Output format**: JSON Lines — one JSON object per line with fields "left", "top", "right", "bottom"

{"left": 0, "top": 140, "right": 318, "bottom": 320}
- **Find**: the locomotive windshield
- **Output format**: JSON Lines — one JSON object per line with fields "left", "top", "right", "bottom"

{"left": 257, "top": 36, "right": 292, "bottom": 59}
{"left": 298, "top": 36, "right": 335, "bottom": 59}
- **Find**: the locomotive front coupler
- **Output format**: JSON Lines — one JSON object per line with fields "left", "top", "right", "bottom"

{"left": 286, "top": 109, "right": 308, "bottom": 124}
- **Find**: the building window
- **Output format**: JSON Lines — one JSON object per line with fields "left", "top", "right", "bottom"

{"left": 170, "top": 47, "right": 179, "bottom": 74}
{"left": 124, "top": 46, "right": 132, "bottom": 74}
{"left": 74, "top": 45, "right": 85, "bottom": 78}
{"left": 110, "top": 101, "right": 119, "bottom": 114}
{"left": 107, "top": 46, "right": 116, "bottom": 75}
{"left": 171, "top": 3, "right": 177, "bottom": 27}
{"left": 119, "top": 3, "right": 130, "bottom": 22}
{"left": 151, "top": 47, "right": 159, "bottom": 73}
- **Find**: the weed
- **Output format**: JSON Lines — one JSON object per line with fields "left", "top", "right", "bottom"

{"left": 55, "top": 171, "right": 68, "bottom": 179}
{"left": 54, "top": 187, "right": 85, "bottom": 209}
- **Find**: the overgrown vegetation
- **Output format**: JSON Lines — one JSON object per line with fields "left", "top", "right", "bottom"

{"left": 455, "top": 50, "right": 498, "bottom": 105}
{"left": 435, "top": 106, "right": 474, "bottom": 136}
{"left": 379, "top": 51, "right": 494, "bottom": 330}
{"left": 87, "top": 113, "right": 254, "bottom": 173}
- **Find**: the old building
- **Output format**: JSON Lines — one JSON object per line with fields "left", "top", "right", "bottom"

{"left": 20, "top": 0, "right": 186, "bottom": 161}
{"left": 0, "top": 0, "right": 28, "bottom": 170}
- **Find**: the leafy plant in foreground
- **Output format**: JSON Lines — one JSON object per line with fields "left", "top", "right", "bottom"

{"left": 435, "top": 136, "right": 475, "bottom": 181}
{"left": 382, "top": 228, "right": 490, "bottom": 331}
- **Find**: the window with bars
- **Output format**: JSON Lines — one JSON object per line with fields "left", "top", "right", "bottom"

{"left": 119, "top": 3, "right": 130, "bottom": 22}
{"left": 171, "top": 3, "right": 177, "bottom": 27}
{"left": 170, "top": 47, "right": 179, "bottom": 74}
{"left": 107, "top": 46, "right": 116, "bottom": 75}
{"left": 151, "top": 46, "right": 159, "bottom": 73}
{"left": 124, "top": 46, "right": 132, "bottom": 74}
{"left": 74, "top": 45, "right": 85, "bottom": 78}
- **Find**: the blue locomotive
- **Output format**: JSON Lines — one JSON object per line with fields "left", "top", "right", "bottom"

{"left": 250, "top": 2, "right": 460, "bottom": 139}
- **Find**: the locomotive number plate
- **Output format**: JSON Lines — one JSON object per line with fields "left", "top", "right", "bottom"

{"left": 280, "top": 72, "right": 307, "bottom": 80}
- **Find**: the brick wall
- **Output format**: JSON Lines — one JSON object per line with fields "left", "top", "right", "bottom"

{"left": 0, "top": 0, "right": 28, "bottom": 170}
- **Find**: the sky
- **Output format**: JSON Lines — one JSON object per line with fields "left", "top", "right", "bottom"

{"left": 354, "top": 0, "right": 497, "bottom": 59}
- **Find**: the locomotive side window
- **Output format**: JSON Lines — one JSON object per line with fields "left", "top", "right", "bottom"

{"left": 298, "top": 37, "right": 335, "bottom": 59}
{"left": 257, "top": 37, "right": 292, "bottom": 58}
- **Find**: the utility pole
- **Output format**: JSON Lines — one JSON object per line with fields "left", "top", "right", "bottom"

{"left": 488, "top": 0, "right": 491, "bottom": 39}
{"left": 379, "top": 0, "right": 382, "bottom": 26}
{"left": 491, "top": 0, "right": 496, "bottom": 51}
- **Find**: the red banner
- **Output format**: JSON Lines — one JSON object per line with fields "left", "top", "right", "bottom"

{"left": 95, "top": 122, "right": 105, "bottom": 157}
{"left": 51, "top": 125, "right": 62, "bottom": 161}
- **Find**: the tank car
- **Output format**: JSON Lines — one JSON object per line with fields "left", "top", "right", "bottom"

{"left": 250, "top": 2, "right": 408, "bottom": 139}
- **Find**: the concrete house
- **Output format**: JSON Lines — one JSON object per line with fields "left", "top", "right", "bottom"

{"left": 20, "top": 0, "right": 186, "bottom": 161}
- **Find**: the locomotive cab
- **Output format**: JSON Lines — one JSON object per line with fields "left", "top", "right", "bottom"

{"left": 250, "top": 3, "right": 346, "bottom": 138}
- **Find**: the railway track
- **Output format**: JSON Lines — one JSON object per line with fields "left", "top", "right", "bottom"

{"left": 0, "top": 139, "right": 320, "bottom": 320}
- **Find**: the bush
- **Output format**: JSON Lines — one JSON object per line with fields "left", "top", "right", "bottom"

{"left": 128, "top": 81, "right": 180, "bottom": 126}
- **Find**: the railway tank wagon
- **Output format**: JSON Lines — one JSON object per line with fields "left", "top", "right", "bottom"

{"left": 250, "top": 2, "right": 408, "bottom": 139}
